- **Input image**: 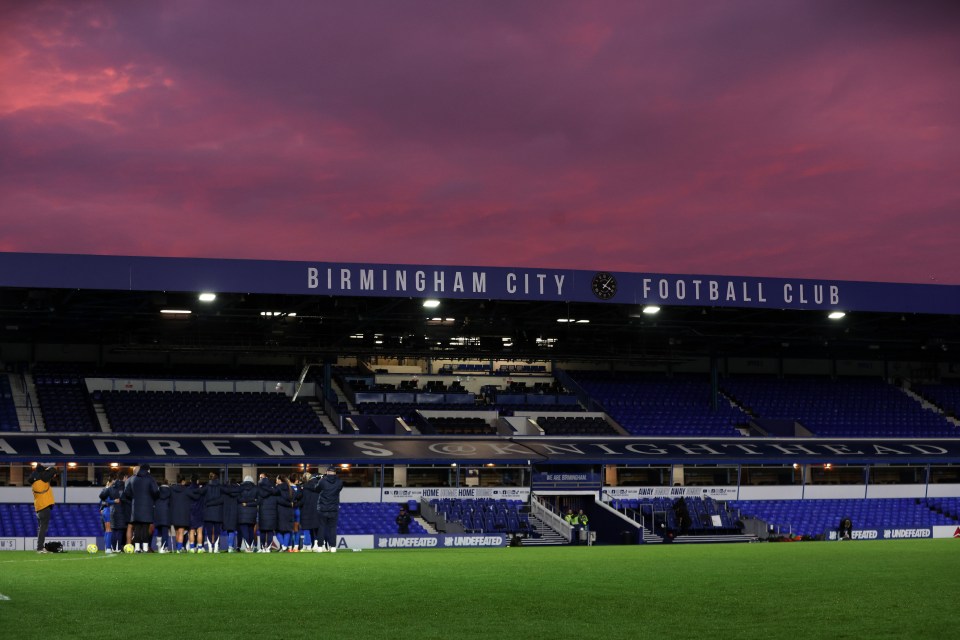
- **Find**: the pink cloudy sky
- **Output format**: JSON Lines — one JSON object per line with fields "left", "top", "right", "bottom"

{"left": 1, "top": 0, "right": 959, "bottom": 283}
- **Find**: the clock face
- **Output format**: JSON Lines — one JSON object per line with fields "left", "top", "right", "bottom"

{"left": 591, "top": 272, "right": 617, "bottom": 300}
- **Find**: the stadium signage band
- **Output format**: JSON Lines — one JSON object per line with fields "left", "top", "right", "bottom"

{"left": 2, "top": 251, "right": 960, "bottom": 313}
{"left": 2, "top": 435, "right": 960, "bottom": 464}
{"left": 532, "top": 470, "right": 602, "bottom": 489}
{"left": 382, "top": 488, "right": 529, "bottom": 500}
{"left": 373, "top": 534, "right": 508, "bottom": 549}
{"left": 826, "top": 529, "right": 934, "bottom": 541}
{"left": 604, "top": 487, "right": 740, "bottom": 500}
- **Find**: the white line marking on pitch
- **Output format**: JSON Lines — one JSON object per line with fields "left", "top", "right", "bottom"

{"left": 0, "top": 554, "right": 118, "bottom": 565}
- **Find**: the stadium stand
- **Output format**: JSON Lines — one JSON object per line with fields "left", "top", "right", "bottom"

{"left": 337, "top": 503, "right": 428, "bottom": 535}
{"left": 439, "top": 363, "right": 492, "bottom": 374}
{"left": 912, "top": 381, "right": 960, "bottom": 420}
{"left": 34, "top": 374, "right": 99, "bottom": 432}
{"left": 720, "top": 376, "right": 958, "bottom": 437}
{"left": 0, "top": 375, "right": 19, "bottom": 432}
{"left": 0, "top": 502, "right": 426, "bottom": 538}
{"left": 429, "top": 498, "right": 533, "bottom": 536}
{"left": 536, "top": 415, "right": 618, "bottom": 436}
{"left": 420, "top": 416, "right": 496, "bottom": 436}
{"left": 608, "top": 497, "right": 741, "bottom": 535}
{"left": 98, "top": 390, "right": 325, "bottom": 434}
{"left": 355, "top": 402, "right": 480, "bottom": 424}
{"left": 0, "top": 503, "right": 102, "bottom": 538}
{"left": 568, "top": 371, "right": 748, "bottom": 437}
{"left": 728, "top": 498, "right": 959, "bottom": 538}
{"left": 496, "top": 364, "right": 548, "bottom": 375}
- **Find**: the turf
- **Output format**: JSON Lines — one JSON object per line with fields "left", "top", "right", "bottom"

{"left": 1, "top": 540, "right": 958, "bottom": 639}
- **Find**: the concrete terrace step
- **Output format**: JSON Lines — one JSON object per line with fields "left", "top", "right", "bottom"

{"left": 641, "top": 528, "right": 664, "bottom": 544}
{"left": 671, "top": 534, "right": 759, "bottom": 544}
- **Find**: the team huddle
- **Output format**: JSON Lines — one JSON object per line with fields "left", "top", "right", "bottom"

{"left": 98, "top": 465, "right": 344, "bottom": 553}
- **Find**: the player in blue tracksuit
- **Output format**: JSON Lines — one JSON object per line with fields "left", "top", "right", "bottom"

{"left": 275, "top": 475, "right": 298, "bottom": 552}
{"left": 290, "top": 473, "right": 304, "bottom": 550}
{"left": 153, "top": 482, "right": 173, "bottom": 552}
{"left": 220, "top": 479, "right": 240, "bottom": 552}
{"left": 200, "top": 472, "right": 224, "bottom": 552}
{"left": 107, "top": 473, "right": 130, "bottom": 552}
{"left": 188, "top": 475, "right": 205, "bottom": 552}
{"left": 300, "top": 472, "right": 322, "bottom": 551}
{"left": 98, "top": 474, "right": 117, "bottom": 553}
{"left": 123, "top": 464, "right": 159, "bottom": 553}
{"left": 236, "top": 476, "right": 260, "bottom": 552}
{"left": 169, "top": 476, "right": 200, "bottom": 553}
{"left": 256, "top": 475, "right": 279, "bottom": 552}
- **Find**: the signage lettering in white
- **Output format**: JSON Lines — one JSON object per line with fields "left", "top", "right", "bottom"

{"left": 148, "top": 439, "right": 187, "bottom": 456}
{"left": 770, "top": 443, "right": 819, "bottom": 455}
{"left": 201, "top": 439, "right": 238, "bottom": 456}
{"left": 93, "top": 439, "right": 131, "bottom": 456}
{"left": 673, "top": 443, "right": 723, "bottom": 455}
{"left": 354, "top": 441, "right": 394, "bottom": 457}
{"left": 821, "top": 444, "right": 864, "bottom": 456}
{"left": 872, "top": 444, "right": 908, "bottom": 455}
{"left": 37, "top": 438, "right": 74, "bottom": 456}
{"left": 251, "top": 440, "right": 305, "bottom": 457}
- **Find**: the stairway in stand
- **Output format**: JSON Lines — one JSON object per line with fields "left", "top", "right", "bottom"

{"left": 518, "top": 514, "right": 570, "bottom": 546}
{"left": 415, "top": 516, "right": 437, "bottom": 534}
{"left": 641, "top": 527, "right": 664, "bottom": 544}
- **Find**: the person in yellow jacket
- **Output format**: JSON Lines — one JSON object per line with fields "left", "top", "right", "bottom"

{"left": 564, "top": 508, "right": 579, "bottom": 543}
{"left": 576, "top": 509, "right": 589, "bottom": 544}
{"left": 30, "top": 463, "right": 59, "bottom": 553}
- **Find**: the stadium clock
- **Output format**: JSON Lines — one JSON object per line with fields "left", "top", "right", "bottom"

{"left": 591, "top": 272, "right": 617, "bottom": 300}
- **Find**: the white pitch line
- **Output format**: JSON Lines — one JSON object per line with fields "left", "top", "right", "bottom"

{"left": 0, "top": 593, "right": 11, "bottom": 601}
{"left": 0, "top": 554, "right": 119, "bottom": 565}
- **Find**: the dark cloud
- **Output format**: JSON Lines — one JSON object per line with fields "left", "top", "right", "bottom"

{"left": 0, "top": 0, "right": 958, "bottom": 283}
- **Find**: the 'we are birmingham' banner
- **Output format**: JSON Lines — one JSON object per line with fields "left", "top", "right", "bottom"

{"left": 1, "top": 251, "right": 959, "bottom": 313}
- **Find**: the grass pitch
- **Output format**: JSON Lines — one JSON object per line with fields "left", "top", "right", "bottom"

{"left": 1, "top": 540, "right": 958, "bottom": 639}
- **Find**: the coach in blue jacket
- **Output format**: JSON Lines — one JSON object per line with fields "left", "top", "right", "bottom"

{"left": 317, "top": 466, "right": 344, "bottom": 552}
{"left": 123, "top": 464, "right": 159, "bottom": 553}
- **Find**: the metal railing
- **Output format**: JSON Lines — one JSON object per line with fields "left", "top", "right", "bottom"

{"left": 530, "top": 492, "right": 574, "bottom": 540}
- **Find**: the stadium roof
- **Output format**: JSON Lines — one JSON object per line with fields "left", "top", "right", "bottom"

{"left": 1, "top": 252, "right": 958, "bottom": 363}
